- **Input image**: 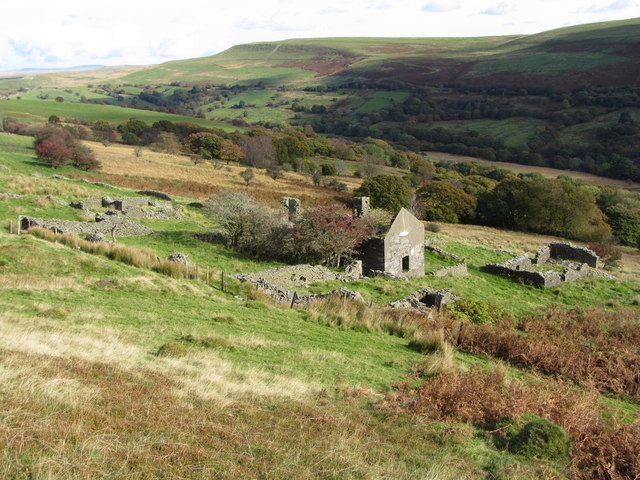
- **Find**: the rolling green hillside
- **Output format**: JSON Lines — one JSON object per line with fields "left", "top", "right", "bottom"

{"left": 2, "top": 18, "right": 640, "bottom": 182}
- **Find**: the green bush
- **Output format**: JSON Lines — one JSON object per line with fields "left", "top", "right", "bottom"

{"left": 448, "top": 299, "right": 509, "bottom": 325}
{"left": 508, "top": 417, "right": 572, "bottom": 465}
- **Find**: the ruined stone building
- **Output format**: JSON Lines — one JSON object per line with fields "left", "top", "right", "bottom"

{"left": 359, "top": 208, "right": 425, "bottom": 277}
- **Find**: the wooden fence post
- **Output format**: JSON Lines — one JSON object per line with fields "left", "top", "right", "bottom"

{"left": 17, "top": 216, "right": 23, "bottom": 235}
{"left": 221, "top": 271, "right": 225, "bottom": 292}
{"left": 290, "top": 291, "right": 298, "bottom": 309}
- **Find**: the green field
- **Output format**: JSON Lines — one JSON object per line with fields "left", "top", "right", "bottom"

{"left": 0, "top": 99, "right": 239, "bottom": 130}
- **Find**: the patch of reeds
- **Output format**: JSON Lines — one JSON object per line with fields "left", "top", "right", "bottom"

{"left": 28, "top": 227, "right": 209, "bottom": 282}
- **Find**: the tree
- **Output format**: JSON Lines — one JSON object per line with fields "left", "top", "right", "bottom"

{"left": 151, "top": 132, "right": 181, "bottom": 155}
{"left": 605, "top": 206, "right": 640, "bottom": 247}
{"left": 203, "top": 191, "right": 291, "bottom": 258}
{"left": 240, "top": 135, "right": 276, "bottom": 167}
{"left": 266, "top": 165, "right": 284, "bottom": 181}
{"left": 354, "top": 175, "right": 412, "bottom": 213}
{"left": 292, "top": 206, "right": 375, "bottom": 266}
{"left": 477, "top": 177, "right": 610, "bottom": 242}
{"left": 418, "top": 180, "right": 477, "bottom": 223}
{"left": 240, "top": 168, "right": 255, "bottom": 186}
{"left": 34, "top": 125, "right": 100, "bottom": 170}
{"left": 204, "top": 191, "right": 270, "bottom": 249}
{"left": 92, "top": 120, "right": 117, "bottom": 143}
{"left": 219, "top": 139, "right": 244, "bottom": 164}
{"left": 182, "top": 132, "right": 223, "bottom": 159}
{"left": 47, "top": 115, "right": 61, "bottom": 124}
{"left": 118, "top": 118, "right": 150, "bottom": 145}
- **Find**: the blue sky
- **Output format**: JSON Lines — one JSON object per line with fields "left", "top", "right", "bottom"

{"left": 1, "top": 0, "right": 639, "bottom": 71}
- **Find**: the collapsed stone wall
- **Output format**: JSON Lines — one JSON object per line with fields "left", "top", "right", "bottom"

{"left": 21, "top": 216, "right": 153, "bottom": 237}
{"left": 424, "top": 244, "right": 464, "bottom": 263}
{"left": 70, "top": 195, "right": 184, "bottom": 220}
{"left": 388, "top": 287, "right": 458, "bottom": 312}
{"left": 483, "top": 243, "right": 606, "bottom": 288}
{"left": 236, "top": 277, "right": 364, "bottom": 307}
{"left": 233, "top": 264, "right": 347, "bottom": 290}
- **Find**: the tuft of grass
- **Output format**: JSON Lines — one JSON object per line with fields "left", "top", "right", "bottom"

{"left": 409, "top": 328, "right": 445, "bottom": 354}
{"left": 155, "top": 342, "right": 188, "bottom": 358}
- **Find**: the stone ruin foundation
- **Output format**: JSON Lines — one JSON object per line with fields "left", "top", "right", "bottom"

{"left": 70, "top": 195, "right": 184, "bottom": 221}
{"left": 21, "top": 216, "right": 153, "bottom": 237}
{"left": 388, "top": 287, "right": 458, "bottom": 313}
{"left": 481, "top": 242, "right": 612, "bottom": 288}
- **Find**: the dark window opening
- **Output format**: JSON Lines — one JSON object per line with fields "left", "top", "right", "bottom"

{"left": 402, "top": 255, "right": 410, "bottom": 272}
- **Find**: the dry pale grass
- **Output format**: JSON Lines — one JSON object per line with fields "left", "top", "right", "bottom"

{"left": 0, "top": 313, "right": 313, "bottom": 403}
{"left": 83, "top": 141, "right": 359, "bottom": 205}
{"left": 8, "top": 175, "right": 92, "bottom": 197}
{"left": 429, "top": 151, "right": 640, "bottom": 192}
{"left": 0, "top": 273, "right": 76, "bottom": 289}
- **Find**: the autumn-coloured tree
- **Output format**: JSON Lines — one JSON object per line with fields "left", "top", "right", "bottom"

{"left": 292, "top": 206, "right": 375, "bottom": 266}
{"left": 182, "top": 132, "right": 224, "bottom": 159}
{"left": 151, "top": 132, "right": 181, "bottom": 155}
{"left": 220, "top": 139, "right": 244, "bottom": 164}
{"left": 34, "top": 125, "right": 100, "bottom": 170}
{"left": 240, "top": 135, "right": 276, "bottom": 168}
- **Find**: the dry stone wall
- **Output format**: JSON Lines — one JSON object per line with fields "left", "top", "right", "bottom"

{"left": 233, "top": 264, "right": 346, "bottom": 289}
{"left": 388, "top": 287, "right": 458, "bottom": 312}
{"left": 483, "top": 243, "right": 605, "bottom": 288}
{"left": 21, "top": 216, "right": 153, "bottom": 237}
{"left": 70, "top": 195, "right": 184, "bottom": 220}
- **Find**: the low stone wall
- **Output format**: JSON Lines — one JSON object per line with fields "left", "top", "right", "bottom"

{"left": 238, "top": 277, "right": 364, "bottom": 307}
{"left": 481, "top": 264, "right": 562, "bottom": 288}
{"left": 549, "top": 242, "right": 599, "bottom": 268}
{"left": 137, "top": 190, "right": 174, "bottom": 201}
{"left": 233, "top": 264, "right": 346, "bottom": 290}
{"left": 424, "top": 244, "right": 464, "bottom": 263}
{"left": 388, "top": 287, "right": 458, "bottom": 312}
{"left": 483, "top": 242, "right": 604, "bottom": 288}
{"left": 21, "top": 216, "right": 153, "bottom": 237}
{"left": 70, "top": 195, "right": 184, "bottom": 220}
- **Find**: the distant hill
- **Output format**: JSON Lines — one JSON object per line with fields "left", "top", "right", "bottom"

{"left": 2, "top": 18, "right": 640, "bottom": 182}
{"left": 114, "top": 17, "right": 640, "bottom": 90}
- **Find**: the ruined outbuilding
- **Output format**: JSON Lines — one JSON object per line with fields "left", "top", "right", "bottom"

{"left": 359, "top": 208, "right": 425, "bottom": 278}
{"left": 481, "top": 242, "right": 611, "bottom": 288}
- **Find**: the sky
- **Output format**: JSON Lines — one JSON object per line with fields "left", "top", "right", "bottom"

{"left": 1, "top": 0, "right": 639, "bottom": 71}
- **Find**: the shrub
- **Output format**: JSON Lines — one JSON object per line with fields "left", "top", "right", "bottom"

{"left": 354, "top": 174, "right": 412, "bottom": 213}
{"left": 589, "top": 242, "right": 622, "bottom": 268}
{"left": 448, "top": 299, "right": 510, "bottom": 325}
{"left": 508, "top": 416, "right": 572, "bottom": 465}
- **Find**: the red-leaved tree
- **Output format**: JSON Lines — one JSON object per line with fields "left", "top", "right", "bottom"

{"left": 292, "top": 206, "right": 375, "bottom": 266}
{"left": 33, "top": 124, "right": 100, "bottom": 170}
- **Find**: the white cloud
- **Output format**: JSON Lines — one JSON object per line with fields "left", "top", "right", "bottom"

{"left": 0, "top": 0, "right": 639, "bottom": 71}
{"left": 480, "top": 2, "right": 516, "bottom": 15}
{"left": 421, "top": 1, "right": 460, "bottom": 12}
